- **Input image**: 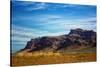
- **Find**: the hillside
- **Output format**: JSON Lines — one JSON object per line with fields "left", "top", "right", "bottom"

{"left": 11, "top": 28, "right": 96, "bottom": 66}
{"left": 18, "top": 28, "right": 96, "bottom": 53}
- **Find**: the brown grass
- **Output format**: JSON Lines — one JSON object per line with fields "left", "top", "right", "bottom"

{"left": 11, "top": 52, "right": 96, "bottom": 66}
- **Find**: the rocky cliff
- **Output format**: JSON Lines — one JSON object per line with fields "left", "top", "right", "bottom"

{"left": 21, "top": 28, "right": 96, "bottom": 52}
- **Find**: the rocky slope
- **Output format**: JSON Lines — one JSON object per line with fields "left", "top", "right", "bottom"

{"left": 20, "top": 28, "right": 96, "bottom": 52}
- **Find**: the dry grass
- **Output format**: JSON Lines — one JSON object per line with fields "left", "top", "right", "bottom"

{"left": 11, "top": 52, "right": 96, "bottom": 66}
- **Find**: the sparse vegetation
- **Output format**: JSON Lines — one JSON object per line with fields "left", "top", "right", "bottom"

{"left": 11, "top": 29, "right": 96, "bottom": 66}
{"left": 11, "top": 52, "right": 96, "bottom": 66}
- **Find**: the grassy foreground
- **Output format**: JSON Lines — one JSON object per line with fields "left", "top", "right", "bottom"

{"left": 11, "top": 52, "right": 96, "bottom": 66}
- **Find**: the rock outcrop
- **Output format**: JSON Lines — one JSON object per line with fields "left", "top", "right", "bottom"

{"left": 21, "top": 28, "right": 96, "bottom": 52}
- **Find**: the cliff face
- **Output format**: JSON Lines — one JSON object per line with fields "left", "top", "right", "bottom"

{"left": 21, "top": 29, "right": 96, "bottom": 52}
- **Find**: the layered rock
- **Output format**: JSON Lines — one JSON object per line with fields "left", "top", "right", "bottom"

{"left": 21, "top": 28, "right": 96, "bottom": 52}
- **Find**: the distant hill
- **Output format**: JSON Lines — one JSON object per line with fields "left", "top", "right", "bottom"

{"left": 19, "top": 28, "right": 96, "bottom": 53}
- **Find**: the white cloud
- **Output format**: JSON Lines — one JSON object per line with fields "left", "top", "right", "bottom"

{"left": 11, "top": 35, "right": 30, "bottom": 43}
{"left": 11, "top": 24, "right": 65, "bottom": 41}
{"left": 27, "top": 2, "right": 48, "bottom": 10}
{"left": 11, "top": 25, "right": 49, "bottom": 42}
{"left": 75, "top": 17, "right": 96, "bottom": 23}
{"left": 11, "top": 15, "right": 96, "bottom": 46}
{"left": 33, "top": 14, "right": 96, "bottom": 25}
{"left": 34, "top": 15, "right": 96, "bottom": 32}
{"left": 12, "top": 40, "right": 27, "bottom": 45}
{"left": 35, "top": 14, "right": 63, "bottom": 23}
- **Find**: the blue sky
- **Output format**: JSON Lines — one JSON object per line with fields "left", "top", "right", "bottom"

{"left": 11, "top": 1, "right": 96, "bottom": 52}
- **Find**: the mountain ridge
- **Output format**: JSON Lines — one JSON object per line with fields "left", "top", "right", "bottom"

{"left": 19, "top": 28, "right": 96, "bottom": 53}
